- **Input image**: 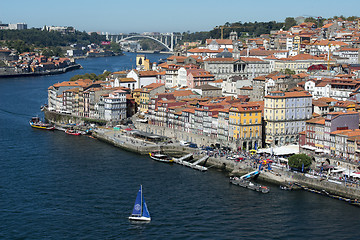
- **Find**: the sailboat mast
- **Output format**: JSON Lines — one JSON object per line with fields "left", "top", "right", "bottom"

{"left": 140, "top": 185, "right": 143, "bottom": 216}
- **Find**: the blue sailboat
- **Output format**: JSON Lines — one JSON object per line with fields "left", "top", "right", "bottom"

{"left": 129, "top": 185, "right": 151, "bottom": 222}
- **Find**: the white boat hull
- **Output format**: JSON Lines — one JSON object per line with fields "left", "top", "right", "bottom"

{"left": 149, "top": 153, "right": 174, "bottom": 163}
{"left": 128, "top": 216, "right": 151, "bottom": 221}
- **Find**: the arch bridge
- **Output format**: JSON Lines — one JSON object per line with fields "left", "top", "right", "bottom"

{"left": 106, "top": 32, "right": 182, "bottom": 52}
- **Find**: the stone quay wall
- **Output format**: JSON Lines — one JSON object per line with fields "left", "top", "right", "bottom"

{"left": 258, "top": 169, "right": 360, "bottom": 199}
{"left": 134, "top": 122, "right": 238, "bottom": 149}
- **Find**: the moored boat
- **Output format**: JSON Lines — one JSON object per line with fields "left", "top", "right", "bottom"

{"left": 149, "top": 151, "right": 174, "bottom": 163}
{"left": 29, "top": 117, "right": 55, "bottom": 130}
{"left": 230, "top": 177, "right": 270, "bottom": 193}
{"left": 65, "top": 129, "right": 81, "bottom": 136}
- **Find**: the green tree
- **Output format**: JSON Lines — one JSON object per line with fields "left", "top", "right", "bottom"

{"left": 69, "top": 71, "right": 111, "bottom": 81}
{"left": 284, "top": 17, "right": 297, "bottom": 30}
{"left": 288, "top": 154, "right": 312, "bottom": 171}
{"left": 282, "top": 68, "right": 296, "bottom": 75}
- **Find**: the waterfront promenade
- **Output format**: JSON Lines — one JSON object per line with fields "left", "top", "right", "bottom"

{"left": 91, "top": 126, "right": 360, "bottom": 201}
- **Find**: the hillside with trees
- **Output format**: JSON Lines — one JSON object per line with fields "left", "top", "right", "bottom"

{"left": 181, "top": 15, "right": 359, "bottom": 43}
{"left": 0, "top": 29, "right": 106, "bottom": 54}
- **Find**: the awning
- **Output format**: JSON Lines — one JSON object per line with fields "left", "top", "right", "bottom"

{"left": 274, "top": 145, "right": 299, "bottom": 155}
{"left": 257, "top": 145, "right": 299, "bottom": 156}
{"left": 331, "top": 167, "right": 346, "bottom": 173}
{"left": 350, "top": 172, "right": 360, "bottom": 178}
{"left": 301, "top": 145, "right": 317, "bottom": 151}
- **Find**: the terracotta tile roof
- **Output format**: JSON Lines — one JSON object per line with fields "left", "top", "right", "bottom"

{"left": 230, "top": 102, "right": 263, "bottom": 113}
{"left": 112, "top": 71, "right": 127, "bottom": 74}
{"left": 212, "top": 79, "right": 224, "bottom": 83}
{"left": 204, "top": 57, "right": 234, "bottom": 62}
{"left": 318, "top": 97, "right": 338, "bottom": 103}
{"left": 53, "top": 79, "right": 93, "bottom": 88}
{"left": 206, "top": 39, "right": 233, "bottom": 45}
{"left": 182, "top": 108, "right": 196, "bottom": 114}
{"left": 240, "top": 86, "right": 253, "bottom": 90}
{"left": 143, "top": 83, "right": 165, "bottom": 89}
{"left": 253, "top": 76, "right": 266, "bottom": 81}
{"left": 282, "top": 53, "right": 323, "bottom": 61}
{"left": 264, "top": 54, "right": 278, "bottom": 60}
{"left": 312, "top": 100, "right": 328, "bottom": 107}
{"left": 331, "top": 129, "right": 360, "bottom": 136}
{"left": 119, "top": 78, "right": 136, "bottom": 83}
{"left": 187, "top": 69, "right": 214, "bottom": 78}
{"left": 306, "top": 117, "right": 325, "bottom": 124}
{"left": 240, "top": 57, "right": 264, "bottom": 62}
{"left": 322, "top": 23, "right": 334, "bottom": 28}
{"left": 312, "top": 112, "right": 321, "bottom": 118}
{"left": 173, "top": 90, "right": 195, "bottom": 97}
{"left": 167, "top": 55, "right": 187, "bottom": 61}
{"left": 138, "top": 70, "right": 159, "bottom": 77}
{"left": 265, "top": 91, "right": 312, "bottom": 98}
{"left": 334, "top": 100, "right": 356, "bottom": 107}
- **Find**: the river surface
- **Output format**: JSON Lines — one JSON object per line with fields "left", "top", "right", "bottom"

{"left": 0, "top": 52, "right": 359, "bottom": 239}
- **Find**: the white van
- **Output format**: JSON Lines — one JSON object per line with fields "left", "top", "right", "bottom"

{"left": 180, "top": 141, "right": 190, "bottom": 146}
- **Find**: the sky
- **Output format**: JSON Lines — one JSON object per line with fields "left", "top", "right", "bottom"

{"left": 0, "top": 0, "right": 359, "bottom": 34}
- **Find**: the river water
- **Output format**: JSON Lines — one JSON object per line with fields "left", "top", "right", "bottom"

{"left": 0, "top": 52, "right": 359, "bottom": 239}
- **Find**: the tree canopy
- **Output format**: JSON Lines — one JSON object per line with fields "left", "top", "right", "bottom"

{"left": 288, "top": 154, "right": 312, "bottom": 171}
{"left": 0, "top": 28, "right": 106, "bottom": 54}
{"left": 70, "top": 71, "right": 111, "bottom": 81}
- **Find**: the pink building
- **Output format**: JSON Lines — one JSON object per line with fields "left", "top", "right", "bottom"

{"left": 187, "top": 69, "right": 215, "bottom": 88}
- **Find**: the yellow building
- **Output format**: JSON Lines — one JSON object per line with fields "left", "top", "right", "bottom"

{"left": 138, "top": 83, "right": 165, "bottom": 113}
{"left": 132, "top": 88, "right": 142, "bottom": 110}
{"left": 136, "top": 55, "right": 151, "bottom": 71}
{"left": 264, "top": 91, "right": 286, "bottom": 140}
{"left": 229, "top": 102, "right": 263, "bottom": 150}
{"left": 139, "top": 89, "right": 150, "bottom": 113}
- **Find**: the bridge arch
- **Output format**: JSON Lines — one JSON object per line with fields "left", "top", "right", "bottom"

{"left": 118, "top": 35, "right": 172, "bottom": 51}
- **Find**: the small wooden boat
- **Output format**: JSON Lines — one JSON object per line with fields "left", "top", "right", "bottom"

{"left": 149, "top": 151, "right": 174, "bottom": 163}
{"left": 29, "top": 117, "right": 55, "bottom": 130}
{"left": 65, "top": 129, "right": 81, "bottom": 136}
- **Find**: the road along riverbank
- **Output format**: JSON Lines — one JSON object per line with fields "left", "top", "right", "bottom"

{"left": 0, "top": 64, "right": 81, "bottom": 78}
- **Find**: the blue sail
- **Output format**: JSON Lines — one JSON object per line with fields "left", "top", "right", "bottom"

{"left": 131, "top": 186, "right": 142, "bottom": 216}
{"left": 142, "top": 200, "right": 150, "bottom": 218}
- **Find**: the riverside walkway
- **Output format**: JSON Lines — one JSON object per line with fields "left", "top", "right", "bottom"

{"left": 89, "top": 127, "right": 360, "bottom": 201}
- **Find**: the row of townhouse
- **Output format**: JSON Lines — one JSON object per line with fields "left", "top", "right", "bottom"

{"left": 300, "top": 111, "right": 360, "bottom": 161}
{"left": 147, "top": 96, "right": 263, "bottom": 150}
{"left": 302, "top": 77, "right": 360, "bottom": 100}
{"left": 47, "top": 79, "right": 131, "bottom": 122}
{"left": 144, "top": 86, "right": 315, "bottom": 149}
{"left": 160, "top": 63, "right": 215, "bottom": 89}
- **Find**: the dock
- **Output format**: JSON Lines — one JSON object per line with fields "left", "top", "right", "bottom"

{"left": 240, "top": 170, "right": 260, "bottom": 180}
{"left": 173, "top": 154, "right": 208, "bottom": 172}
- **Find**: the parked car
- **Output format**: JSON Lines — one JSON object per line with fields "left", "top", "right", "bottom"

{"left": 188, "top": 143, "right": 198, "bottom": 148}
{"left": 203, "top": 146, "right": 214, "bottom": 151}
{"left": 180, "top": 141, "right": 190, "bottom": 146}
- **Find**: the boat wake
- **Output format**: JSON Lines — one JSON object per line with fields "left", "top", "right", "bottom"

{"left": 0, "top": 108, "right": 33, "bottom": 118}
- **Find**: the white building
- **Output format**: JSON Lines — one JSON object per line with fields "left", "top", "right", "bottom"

{"left": 177, "top": 67, "right": 188, "bottom": 87}
{"left": 127, "top": 70, "right": 159, "bottom": 89}
{"left": 104, "top": 90, "right": 127, "bottom": 121}
{"left": 304, "top": 79, "right": 356, "bottom": 101}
